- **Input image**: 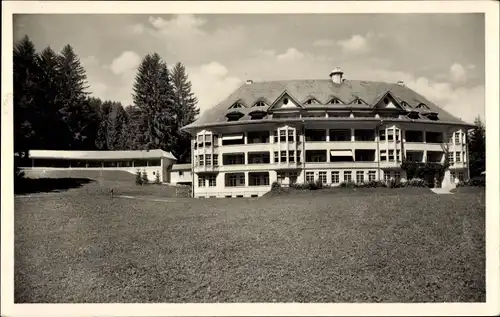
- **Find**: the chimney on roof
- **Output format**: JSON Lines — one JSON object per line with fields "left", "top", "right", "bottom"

{"left": 329, "top": 67, "right": 344, "bottom": 85}
{"left": 246, "top": 79, "right": 253, "bottom": 85}
{"left": 397, "top": 80, "right": 405, "bottom": 87}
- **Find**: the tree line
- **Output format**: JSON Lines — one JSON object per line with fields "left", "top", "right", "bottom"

{"left": 13, "top": 35, "right": 199, "bottom": 171}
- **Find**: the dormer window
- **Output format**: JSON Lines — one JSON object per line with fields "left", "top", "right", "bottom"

{"left": 416, "top": 103, "right": 430, "bottom": 110}
{"left": 328, "top": 98, "right": 342, "bottom": 105}
{"left": 401, "top": 101, "right": 411, "bottom": 108}
{"left": 253, "top": 101, "right": 267, "bottom": 107}
{"left": 304, "top": 98, "right": 320, "bottom": 105}
{"left": 352, "top": 99, "right": 364, "bottom": 105}
{"left": 283, "top": 97, "right": 289, "bottom": 105}
{"left": 229, "top": 102, "right": 245, "bottom": 109}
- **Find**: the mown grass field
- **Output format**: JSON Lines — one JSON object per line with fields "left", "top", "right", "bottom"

{"left": 14, "top": 180, "right": 485, "bottom": 303}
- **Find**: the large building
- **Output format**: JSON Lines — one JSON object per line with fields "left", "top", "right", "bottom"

{"left": 181, "top": 68, "right": 474, "bottom": 198}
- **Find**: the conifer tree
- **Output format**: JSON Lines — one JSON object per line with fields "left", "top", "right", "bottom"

{"left": 57, "top": 44, "right": 92, "bottom": 149}
{"left": 132, "top": 53, "right": 176, "bottom": 151}
{"left": 13, "top": 35, "right": 40, "bottom": 162}
{"left": 468, "top": 116, "right": 486, "bottom": 178}
{"left": 170, "top": 62, "right": 200, "bottom": 163}
{"left": 36, "top": 46, "right": 65, "bottom": 150}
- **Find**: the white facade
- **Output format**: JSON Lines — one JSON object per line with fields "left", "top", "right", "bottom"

{"left": 188, "top": 122, "right": 469, "bottom": 198}
{"left": 170, "top": 164, "right": 193, "bottom": 185}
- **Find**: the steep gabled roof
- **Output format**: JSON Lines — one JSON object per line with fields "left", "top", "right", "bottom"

{"left": 183, "top": 79, "right": 469, "bottom": 129}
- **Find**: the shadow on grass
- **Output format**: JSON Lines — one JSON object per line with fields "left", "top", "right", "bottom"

{"left": 15, "top": 177, "right": 96, "bottom": 195}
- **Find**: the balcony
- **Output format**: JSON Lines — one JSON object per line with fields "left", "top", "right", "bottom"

{"left": 273, "top": 161, "right": 302, "bottom": 170}
{"left": 193, "top": 164, "right": 219, "bottom": 173}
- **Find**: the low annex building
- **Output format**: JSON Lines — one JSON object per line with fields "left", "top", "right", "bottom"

{"left": 23, "top": 149, "right": 177, "bottom": 183}
{"left": 181, "top": 67, "right": 473, "bottom": 198}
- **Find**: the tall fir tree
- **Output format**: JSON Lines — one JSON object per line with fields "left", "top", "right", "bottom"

{"left": 13, "top": 35, "right": 40, "bottom": 162}
{"left": 170, "top": 62, "right": 200, "bottom": 163}
{"left": 57, "top": 44, "right": 92, "bottom": 149}
{"left": 132, "top": 53, "right": 176, "bottom": 151}
{"left": 95, "top": 100, "right": 112, "bottom": 150}
{"left": 468, "top": 116, "right": 486, "bottom": 178}
{"left": 123, "top": 105, "right": 146, "bottom": 150}
{"left": 36, "top": 46, "right": 66, "bottom": 150}
{"left": 106, "top": 102, "right": 129, "bottom": 150}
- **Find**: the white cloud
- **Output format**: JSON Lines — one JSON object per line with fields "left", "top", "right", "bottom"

{"left": 338, "top": 34, "right": 369, "bottom": 54}
{"left": 130, "top": 23, "right": 145, "bottom": 35}
{"left": 89, "top": 82, "right": 108, "bottom": 98}
{"left": 313, "top": 39, "right": 336, "bottom": 47}
{"left": 148, "top": 14, "right": 206, "bottom": 36}
{"left": 277, "top": 48, "right": 304, "bottom": 62}
{"left": 146, "top": 14, "right": 246, "bottom": 64}
{"left": 450, "top": 63, "right": 467, "bottom": 83}
{"left": 109, "top": 51, "right": 142, "bottom": 75}
{"left": 189, "top": 61, "right": 242, "bottom": 115}
{"left": 254, "top": 48, "right": 277, "bottom": 57}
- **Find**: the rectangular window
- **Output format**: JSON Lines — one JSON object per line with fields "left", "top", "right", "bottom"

{"left": 319, "top": 171, "right": 327, "bottom": 184}
{"left": 394, "top": 171, "right": 401, "bottom": 183}
{"left": 454, "top": 132, "right": 461, "bottom": 144}
{"left": 448, "top": 152, "right": 454, "bottom": 163}
{"left": 179, "top": 171, "right": 184, "bottom": 176}
{"left": 213, "top": 154, "right": 218, "bottom": 166}
{"left": 288, "top": 130, "right": 294, "bottom": 142}
{"left": 450, "top": 171, "right": 456, "bottom": 182}
{"left": 388, "top": 150, "right": 394, "bottom": 162}
{"left": 380, "top": 150, "right": 387, "bottom": 162}
{"left": 205, "top": 154, "right": 212, "bottom": 166}
{"left": 456, "top": 152, "right": 461, "bottom": 162}
{"left": 263, "top": 173, "right": 270, "bottom": 185}
{"left": 331, "top": 171, "right": 340, "bottom": 184}
{"left": 198, "top": 176, "right": 206, "bottom": 187}
{"left": 395, "top": 129, "right": 400, "bottom": 141}
{"left": 384, "top": 173, "right": 391, "bottom": 182}
{"left": 379, "top": 129, "right": 386, "bottom": 141}
{"left": 356, "top": 171, "right": 364, "bottom": 183}
{"left": 252, "top": 174, "right": 261, "bottom": 186}
{"left": 239, "top": 175, "right": 245, "bottom": 185}
{"left": 396, "top": 150, "right": 401, "bottom": 162}
{"left": 229, "top": 175, "right": 237, "bottom": 187}
{"left": 274, "top": 151, "right": 279, "bottom": 163}
{"left": 306, "top": 171, "right": 315, "bottom": 183}
{"left": 289, "top": 150, "right": 295, "bottom": 163}
{"left": 199, "top": 155, "right": 204, "bottom": 166}
{"left": 197, "top": 135, "right": 203, "bottom": 143}
{"left": 208, "top": 175, "right": 216, "bottom": 187}
{"left": 297, "top": 151, "right": 301, "bottom": 163}
{"left": 280, "top": 130, "right": 286, "bottom": 142}
{"left": 344, "top": 171, "right": 352, "bottom": 182}
{"left": 368, "top": 171, "right": 376, "bottom": 181}
{"left": 273, "top": 131, "right": 278, "bottom": 143}
{"left": 387, "top": 129, "right": 394, "bottom": 141}
{"left": 280, "top": 151, "right": 287, "bottom": 163}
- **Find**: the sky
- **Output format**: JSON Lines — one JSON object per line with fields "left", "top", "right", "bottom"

{"left": 13, "top": 13, "right": 485, "bottom": 123}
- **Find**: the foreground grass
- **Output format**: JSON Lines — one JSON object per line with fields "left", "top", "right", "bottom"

{"left": 15, "top": 186, "right": 485, "bottom": 303}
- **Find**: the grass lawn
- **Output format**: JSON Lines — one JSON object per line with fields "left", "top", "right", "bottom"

{"left": 14, "top": 181, "right": 485, "bottom": 303}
